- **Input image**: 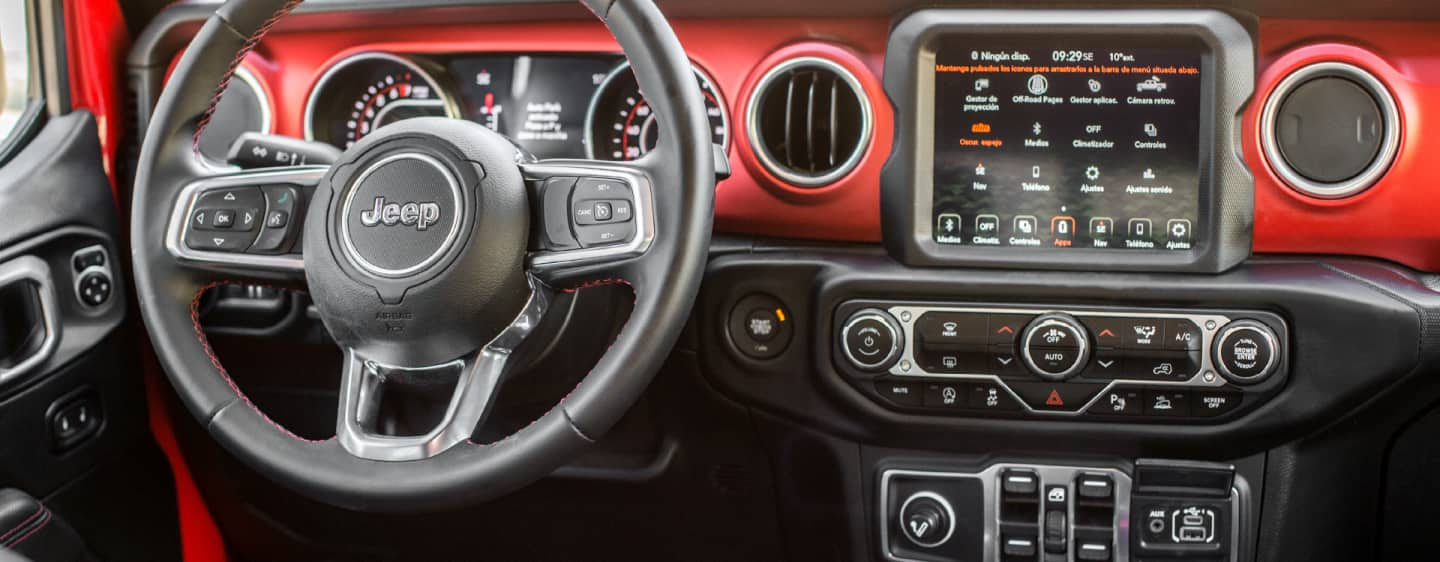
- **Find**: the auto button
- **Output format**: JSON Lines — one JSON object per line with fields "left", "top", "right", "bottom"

{"left": 1020, "top": 313, "right": 1091, "bottom": 381}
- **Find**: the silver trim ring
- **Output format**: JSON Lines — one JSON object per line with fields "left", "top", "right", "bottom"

{"left": 232, "top": 66, "right": 273, "bottom": 137}
{"left": 841, "top": 309, "right": 901, "bottom": 371}
{"left": 745, "top": 55, "right": 873, "bottom": 188}
{"left": 1212, "top": 321, "right": 1280, "bottom": 383}
{"left": 1019, "top": 315, "right": 1091, "bottom": 380}
{"left": 1259, "top": 61, "right": 1401, "bottom": 199}
{"left": 583, "top": 60, "right": 731, "bottom": 160}
{"left": 339, "top": 152, "right": 464, "bottom": 278}
{"left": 896, "top": 491, "right": 956, "bottom": 549}
{"left": 303, "top": 51, "right": 461, "bottom": 145}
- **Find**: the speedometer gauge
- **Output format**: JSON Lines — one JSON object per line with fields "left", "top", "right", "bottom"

{"left": 585, "top": 62, "right": 728, "bottom": 161}
{"left": 304, "top": 52, "right": 460, "bottom": 149}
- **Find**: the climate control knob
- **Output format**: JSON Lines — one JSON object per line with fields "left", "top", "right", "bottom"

{"left": 840, "top": 309, "right": 903, "bottom": 372}
{"left": 1020, "top": 313, "right": 1091, "bottom": 381}
{"left": 1213, "top": 320, "right": 1280, "bottom": 384}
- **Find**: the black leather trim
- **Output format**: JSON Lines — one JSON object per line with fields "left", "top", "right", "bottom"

{"left": 0, "top": 489, "right": 90, "bottom": 562}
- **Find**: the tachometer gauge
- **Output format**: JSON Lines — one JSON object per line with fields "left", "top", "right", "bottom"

{"left": 585, "top": 62, "right": 728, "bottom": 161}
{"left": 304, "top": 52, "right": 460, "bottom": 149}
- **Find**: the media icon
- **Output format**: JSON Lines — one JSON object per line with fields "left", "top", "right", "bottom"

{"left": 1032, "top": 122, "right": 1043, "bottom": 136}
{"left": 936, "top": 213, "right": 962, "bottom": 240}
{"left": 1027, "top": 74, "right": 1049, "bottom": 95}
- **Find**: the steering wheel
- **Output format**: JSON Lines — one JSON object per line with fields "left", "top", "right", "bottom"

{"left": 130, "top": 0, "right": 713, "bottom": 512}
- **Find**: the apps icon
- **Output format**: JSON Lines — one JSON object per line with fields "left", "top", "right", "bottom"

{"left": 1051, "top": 216, "right": 1076, "bottom": 246}
{"left": 1088, "top": 78, "right": 1102, "bottom": 93}
{"left": 1014, "top": 215, "right": 1038, "bottom": 236}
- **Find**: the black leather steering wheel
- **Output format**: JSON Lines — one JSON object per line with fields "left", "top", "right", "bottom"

{"left": 131, "top": 0, "right": 713, "bottom": 512}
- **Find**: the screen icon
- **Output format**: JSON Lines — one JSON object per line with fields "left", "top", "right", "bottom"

{"left": 1090, "top": 218, "right": 1114, "bottom": 241}
{"left": 1014, "top": 215, "right": 1037, "bottom": 236}
{"left": 1027, "top": 74, "right": 1049, "bottom": 95}
{"left": 1167, "top": 219, "right": 1193, "bottom": 244}
{"left": 1129, "top": 218, "right": 1153, "bottom": 239}
{"left": 974, "top": 78, "right": 990, "bottom": 91}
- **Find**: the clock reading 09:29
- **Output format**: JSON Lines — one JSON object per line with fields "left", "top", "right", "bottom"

{"left": 1051, "top": 50, "right": 1094, "bottom": 63}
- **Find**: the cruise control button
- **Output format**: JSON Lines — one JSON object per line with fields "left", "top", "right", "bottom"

{"left": 1009, "top": 382, "right": 1104, "bottom": 412}
{"left": 1087, "top": 387, "right": 1142, "bottom": 416}
{"left": 924, "top": 382, "right": 967, "bottom": 410}
{"left": 876, "top": 381, "right": 922, "bottom": 406}
{"left": 1165, "top": 319, "right": 1203, "bottom": 351}
{"left": 1145, "top": 389, "right": 1192, "bottom": 416}
{"left": 213, "top": 209, "right": 236, "bottom": 229}
{"left": 609, "top": 199, "right": 632, "bottom": 222}
{"left": 1194, "top": 392, "right": 1242, "bottom": 417}
{"left": 575, "top": 223, "right": 634, "bottom": 247}
{"left": 968, "top": 382, "right": 1021, "bottom": 411}
{"left": 572, "top": 176, "right": 633, "bottom": 201}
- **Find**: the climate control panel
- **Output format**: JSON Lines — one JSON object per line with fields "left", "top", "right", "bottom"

{"left": 834, "top": 302, "right": 1287, "bottom": 422}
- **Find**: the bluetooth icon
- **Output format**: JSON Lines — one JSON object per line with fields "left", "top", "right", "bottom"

{"left": 1032, "top": 122, "right": 1043, "bottom": 136}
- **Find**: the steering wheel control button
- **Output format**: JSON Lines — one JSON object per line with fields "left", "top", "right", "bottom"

{"left": 1009, "top": 382, "right": 1104, "bottom": 412}
{"left": 212, "top": 209, "right": 236, "bottom": 229}
{"left": 1020, "top": 313, "right": 1090, "bottom": 380}
{"left": 185, "top": 230, "right": 256, "bottom": 252}
{"left": 1087, "top": 387, "right": 1142, "bottom": 416}
{"left": 571, "top": 177, "right": 636, "bottom": 247}
{"left": 841, "top": 309, "right": 903, "bottom": 372}
{"left": 898, "top": 492, "right": 956, "bottom": 549}
{"left": 728, "top": 294, "right": 793, "bottom": 360}
{"left": 250, "top": 185, "right": 302, "bottom": 254}
{"left": 876, "top": 381, "right": 922, "bottom": 407}
{"left": 1214, "top": 320, "right": 1280, "bottom": 384}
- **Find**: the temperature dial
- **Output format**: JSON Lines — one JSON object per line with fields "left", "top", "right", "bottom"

{"left": 1020, "top": 313, "right": 1091, "bottom": 381}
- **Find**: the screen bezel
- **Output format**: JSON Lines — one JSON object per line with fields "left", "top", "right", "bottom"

{"left": 881, "top": 9, "right": 1254, "bottom": 273}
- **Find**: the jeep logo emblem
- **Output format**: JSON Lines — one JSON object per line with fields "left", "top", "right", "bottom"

{"left": 359, "top": 197, "right": 442, "bottom": 231}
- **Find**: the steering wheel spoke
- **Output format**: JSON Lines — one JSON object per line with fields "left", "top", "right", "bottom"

{"left": 521, "top": 158, "right": 659, "bottom": 288}
{"left": 335, "top": 278, "right": 552, "bottom": 461}
{"left": 164, "top": 165, "right": 326, "bottom": 279}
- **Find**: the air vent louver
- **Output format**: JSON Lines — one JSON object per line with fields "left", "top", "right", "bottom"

{"left": 747, "top": 57, "right": 871, "bottom": 187}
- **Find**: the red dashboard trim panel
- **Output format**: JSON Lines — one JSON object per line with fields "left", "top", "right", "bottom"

{"left": 180, "top": 17, "right": 1440, "bottom": 266}
{"left": 63, "top": 0, "right": 128, "bottom": 194}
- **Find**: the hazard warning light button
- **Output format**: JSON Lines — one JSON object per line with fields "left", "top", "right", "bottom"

{"left": 1007, "top": 382, "right": 1106, "bottom": 412}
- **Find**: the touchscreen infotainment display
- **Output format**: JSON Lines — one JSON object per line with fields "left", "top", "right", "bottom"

{"left": 931, "top": 40, "right": 1204, "bottom": 251}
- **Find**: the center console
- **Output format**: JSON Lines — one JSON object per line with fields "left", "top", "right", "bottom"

{"left": 697, "top": 7, "right": 1430, "bottom": 562}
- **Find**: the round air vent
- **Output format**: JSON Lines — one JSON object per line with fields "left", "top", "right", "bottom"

{"left": 1260, "top": 62, "right": 1399, "bottom": 199}
{"left": 746, "top": 56, "right": 872, "bottom": 188}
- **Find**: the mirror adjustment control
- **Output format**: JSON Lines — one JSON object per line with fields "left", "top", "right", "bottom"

{"left": 840, "top": 309, "right": 903, "bottom": 372}
{"left": 1212, "top": 320, "right": 1279, "bottom": 384}
{"left": 1020, "top": 313, "right": 1091, "bottom": 381}
{"left": 898, "top": 491, "right": 956, "bottom": 549}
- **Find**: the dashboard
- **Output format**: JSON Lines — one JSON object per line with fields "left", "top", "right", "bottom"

{"left": 125, "top": 3, "right": 1440, "bottom": 562}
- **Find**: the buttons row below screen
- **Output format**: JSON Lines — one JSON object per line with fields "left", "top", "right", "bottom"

{"left": 915, "top": 346, "right": 1202, "bottom": 382}
{"left": 914, "top": 311, "right": 1200, "bottom": 351}
{"left": 875, "top": 379, "right": 1242, "bottom": 419}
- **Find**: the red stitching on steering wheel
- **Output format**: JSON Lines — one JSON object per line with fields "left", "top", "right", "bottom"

{"left": 191, "top": 0, "right": 303, "bottom": 154}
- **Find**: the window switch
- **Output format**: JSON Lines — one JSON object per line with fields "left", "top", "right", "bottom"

{"left": 48, "top": 391, "right": 102, "bottom": 452}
